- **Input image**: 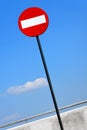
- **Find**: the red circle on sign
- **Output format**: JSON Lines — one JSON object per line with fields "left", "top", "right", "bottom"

{"left": 18, "top": 7, "right": 49, "bottom": 37}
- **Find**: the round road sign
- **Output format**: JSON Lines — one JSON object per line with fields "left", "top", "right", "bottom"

{"left": 18, "top": 7, "right": 49, "bottom": 37}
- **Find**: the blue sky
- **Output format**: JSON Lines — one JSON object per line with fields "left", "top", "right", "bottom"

{"left": 0, "top": 0, "right": 87, "bottom": 125}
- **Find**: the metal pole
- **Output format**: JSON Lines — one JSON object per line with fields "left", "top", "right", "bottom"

{"left": 36, "top": 36, "right": 64, "bottom": 130}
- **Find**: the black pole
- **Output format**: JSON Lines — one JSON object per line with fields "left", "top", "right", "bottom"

{"left": 36, "top": 36, "right": 64, "bottom": 130}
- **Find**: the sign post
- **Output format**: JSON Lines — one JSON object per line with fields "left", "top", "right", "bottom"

{"left": 18, "top": 7, "right": 64, "bottom": 130}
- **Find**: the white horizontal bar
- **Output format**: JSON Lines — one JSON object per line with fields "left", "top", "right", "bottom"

{"left": 21, "top": 15, "right": 46, "bottom": 29}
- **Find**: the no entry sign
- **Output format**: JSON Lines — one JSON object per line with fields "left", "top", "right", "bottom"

{"left": 18, "top": 7, "right": 64, "bottom": 130}
{"left": 18, "top": 7, "right": 49, "bottom": 37}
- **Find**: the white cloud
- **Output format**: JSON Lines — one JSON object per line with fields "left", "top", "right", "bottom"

{"left": 7, "top": 78, "right": 48, "bottom": 95}
{"left": 1, "top": 113, "right": 21, "bottom": 122}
